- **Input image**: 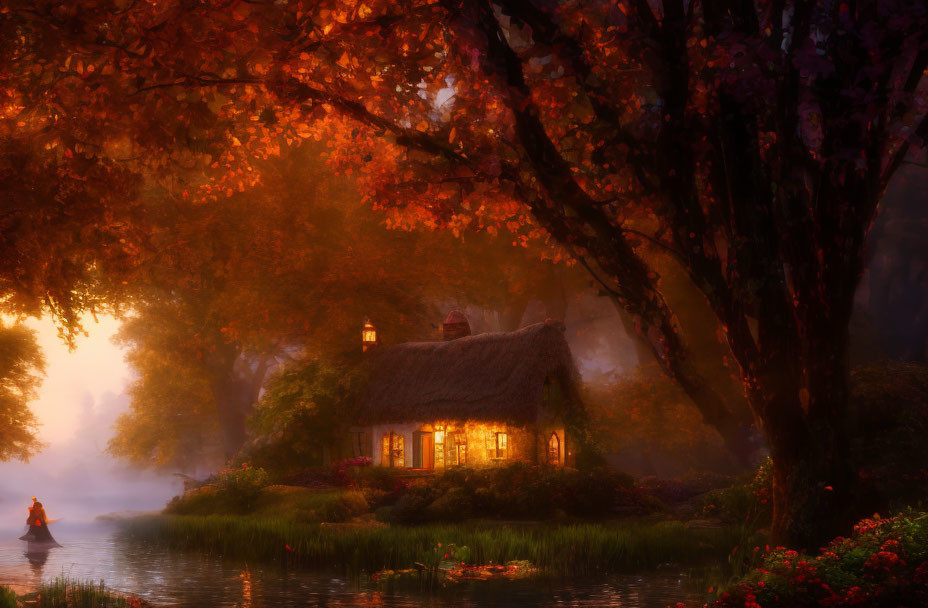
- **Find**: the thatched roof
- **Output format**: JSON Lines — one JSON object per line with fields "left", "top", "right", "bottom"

{"left": 361, "top": 320, "right": 582, "bottom": 425}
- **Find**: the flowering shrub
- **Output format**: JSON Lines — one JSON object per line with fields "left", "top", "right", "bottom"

{"left": 690, "top": 512, "right": 928, "bottom": 608}
{"left": 701, "top": 459, "right": 773, "bottom": 528}
{"left": 330, "top": 456, "right": 372, "bottom": 487}
{"left": 214, "top": 463, "right": 271, "bottom": 511}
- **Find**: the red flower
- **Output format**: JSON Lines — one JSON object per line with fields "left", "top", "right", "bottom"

{"left": 844, "top": 586, "right": 868, "bottom": 605}
{"left": 864, "top": 550, "right": 905, "bottom": 572}
{"left": 880, "top": 539, "right": 901, "bottom": 553}
{"left": 914, "top": 561, "right": 928, "bottom": 586}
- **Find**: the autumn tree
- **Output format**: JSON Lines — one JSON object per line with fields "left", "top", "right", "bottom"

{"left": 303, "top": 0, "right": 928, "bottom": 548}
{"left": 6, "top": 0, "right": 927, "bottom": 547}
{"left": 110, "top": 142, "right": 570, "bottom": 469}
{"left": 0, "top": 321, "right": 45, "bottom": 462}
{"left": 109, "top": 303, "right": 223, "bottom": 470}
{"left": 0, "top": 8, "right": 148, "bottom": 339}
{"left": 111, "top": 143, "right": 446, "bottom": 467}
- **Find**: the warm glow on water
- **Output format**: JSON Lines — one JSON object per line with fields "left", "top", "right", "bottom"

{"left": 0, "top": 526, "right": 705, "bottom": 607}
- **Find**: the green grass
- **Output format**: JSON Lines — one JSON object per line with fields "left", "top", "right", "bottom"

{"left": 166, "top": 484, "right": 369, "bottom": 523}
{"left": 0, "top": 586, "right": 16, "bottom": 608}
{"left": 30, "top": 578, "right": 134, "bottom": 608}
{"left": 122, "top": 514, "right": 748, "bottom": 576}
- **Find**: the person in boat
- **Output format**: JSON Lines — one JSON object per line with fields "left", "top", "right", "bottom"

{"left": 19, "top": 497, "right": 60, "bottom": 547}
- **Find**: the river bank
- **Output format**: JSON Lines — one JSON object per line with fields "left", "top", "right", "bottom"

{"left": 1, "top": 578, "right": 143, "bottom": 608}
{"left": 0, "top": 523, "right": 708, "bottom": 607}
{"left": 120, "top": 514, "right": 750, "bottom": 576}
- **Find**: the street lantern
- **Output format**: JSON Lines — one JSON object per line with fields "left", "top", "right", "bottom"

{"left": 362, "top": 318, "right": 378, "bottom": 352}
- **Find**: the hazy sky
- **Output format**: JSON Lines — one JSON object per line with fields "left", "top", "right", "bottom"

{"left": 24, "top": 314, "right": 128, "bottom": 444}
{"left": 0, "top": 314, "right": 180, "bottom": 529}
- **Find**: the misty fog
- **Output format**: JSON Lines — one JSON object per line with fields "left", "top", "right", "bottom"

{"left": 0, "top": 390, "right": 180, "bottom": 533}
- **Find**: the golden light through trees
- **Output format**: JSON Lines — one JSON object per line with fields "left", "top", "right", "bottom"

{"left": 1, "top": 0, "right": 926, "bottom": 549}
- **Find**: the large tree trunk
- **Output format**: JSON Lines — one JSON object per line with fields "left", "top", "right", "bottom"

{"left": 763, "top": 374, "right": 860, "bottom": 549}
{"left": 209, "top": 344, "right": 271, "bottom": 459}
{"left": 753, "top": 288, "right": 863, "bottom": 549}
{"left": 437, "top": 0, "right": 908, "bottom": 549}
{"left": 213, "top": 374, "right": 252, "bottom": 459}
{"left": 769, "top": 437, "right": 858, "bottom": 550}
{"left": 610, "top": 292, "right": 757, "bottom": 465}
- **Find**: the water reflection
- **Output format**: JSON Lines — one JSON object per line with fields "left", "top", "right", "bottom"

{"left": 0, "top": 524, "right": 704, "bottom": 607}
{"left": 240, "top": 568, "right": 253, "bottom": 608}
{"left": 24, "top": 548, "right": 49, "bottom": 576}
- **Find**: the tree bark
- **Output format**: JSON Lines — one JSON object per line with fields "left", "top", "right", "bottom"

{"left": 209, "top": 345, "right": 271, "bottom": 459}
{"left": 761, "top": 364, "right": 860, "bottom": 550}
{"left": 333, "top": 0, "right": 919, "bottom": 549}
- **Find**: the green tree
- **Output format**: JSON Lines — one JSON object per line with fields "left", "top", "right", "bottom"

{"left": 0, "top": 321, "right": 45, "bottom": 462}
{"left": 245, "top": 355, "right": 364, "bottom": 474}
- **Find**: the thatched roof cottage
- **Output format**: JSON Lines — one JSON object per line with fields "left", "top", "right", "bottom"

{"left": 348, "top": 312, "right": 586, "bottom": 469}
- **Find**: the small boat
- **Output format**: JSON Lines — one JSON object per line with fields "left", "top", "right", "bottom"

{"left": 19, "top": 500, "right": 62, "bottom": 550}
{"left": 19, "top": 526, "right": 62, "bottom": 551}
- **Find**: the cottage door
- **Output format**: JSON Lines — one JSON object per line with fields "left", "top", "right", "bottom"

{"left": 412, "top": 431, "right": 435, "bottom": 470}
{"left": 422, "top": 433, "right": 434, "bottom": 469}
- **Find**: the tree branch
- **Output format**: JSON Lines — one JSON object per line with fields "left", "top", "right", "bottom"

{"left": 493, "top": 0, "right": 658, "bottom": 193}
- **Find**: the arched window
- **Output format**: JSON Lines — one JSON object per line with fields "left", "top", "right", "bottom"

{"left": 381, "top": 431, "right": 405, "bottom": 467}
{"left": 547, "top": 432, "right": 560, "bottom": 465}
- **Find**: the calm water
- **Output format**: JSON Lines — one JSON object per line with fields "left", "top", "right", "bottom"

{"left": 0, "top": 523, "right": 704, "bottom": 607}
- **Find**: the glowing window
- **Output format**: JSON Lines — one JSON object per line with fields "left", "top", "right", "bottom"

{"left": 391, "top": 433, "right": 405, "bottom": 468}
{"left": 457, "top": 444, "right": 467, "bottom": 466}
{"left": 382, "top": 431, "right": 405, "bottom": 467}
{"left": 487, "top": 431, "right": 508, "bottom": 459}
{"left": 548, "top": 432, "right": 560, "bottom": 465}
{"left": 451, "top": 432, "right": 467, "bottom": 465}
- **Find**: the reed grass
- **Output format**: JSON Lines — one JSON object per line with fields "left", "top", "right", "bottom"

{"left": 0, "top": 586, "right": 16, "bottom": 608}
{"left": 123, "top": 515, "right": 744, "bottom": 575}
{"left": 33, "top": 577, "right": 134, "bottom": 608}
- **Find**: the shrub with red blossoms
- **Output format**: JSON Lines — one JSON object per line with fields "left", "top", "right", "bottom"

{"left": 329, "top": 456, "right": 373, "bottom": 486}
{"left": 688, "top": 512, "right": 928, "bottom": 608}
{"left": 863, "top": 550, "right": 905, "bottom": 573}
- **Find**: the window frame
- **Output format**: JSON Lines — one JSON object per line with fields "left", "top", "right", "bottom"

{"left": 547, "top": 432, "right": 560, "bottom": 465}
{"left": 496, "top": 432, "right": 508, "bottom": 459}
{"left": 381, "top": 431, "right": 405, "bottom": 467}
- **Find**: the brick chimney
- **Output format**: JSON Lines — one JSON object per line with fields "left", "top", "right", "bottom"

{"left": 442, "top": 310, "right": 471, "bottom": 341}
